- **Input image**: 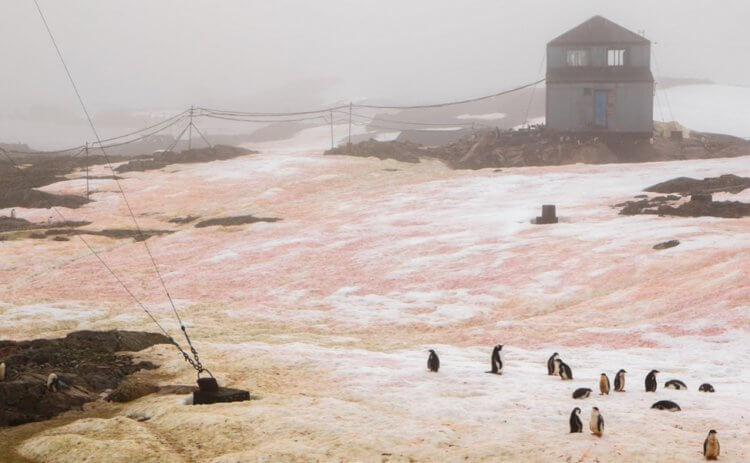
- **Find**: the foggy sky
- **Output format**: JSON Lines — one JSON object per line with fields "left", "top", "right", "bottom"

{"left": 2, "top": 0, "right": 749, "bottom": 146}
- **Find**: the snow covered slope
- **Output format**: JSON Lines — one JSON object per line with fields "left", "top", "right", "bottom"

{"left": 1, "top": 128, "right": 748, "bottom": 461}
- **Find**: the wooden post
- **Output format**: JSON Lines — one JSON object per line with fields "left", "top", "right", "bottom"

{"left": 188, "top": 105, "right": 194, "bottom": 151}
{"left": 348, "top": 102, "right": 352, "bottom": 152}
{"left": 85, "top": 141, "right": 89, "bottom": 200}
{"left": 330, "top": 110, "right": 334, "bottom": 150}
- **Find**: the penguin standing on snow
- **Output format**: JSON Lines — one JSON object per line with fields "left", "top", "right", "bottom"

{"left": 614, "top": 369, "right": 626, "bottom": 392}
{"left": 547, "top": 352, "right": 559, "bottom": 375}
{"left": 645, "top": 369, "right": 659, "bottom": 392}
{"left": 489, "top": 344, "right": 503, "bottom": 374}
{"left": 569, "top": 407, "right": 583, "bottom": 433}
{"left": 46, "top": 373, "right": 60, "bottom": 392}
{"left": 589, "top": 407, "right": 604, "bottom": 437}
{"left": 703, "top": 429, "right": 720, "bottom": 460}
{"left": 556, "top": 358, "right": 573, "bottom": 380}
{"left": 665, "top": 379, "right": 687, "bottom": 390}
{"left": 427, "top": 349, "right": 440, "bottom": 372}
{"left": 599, "top": 373, "right": 610, "bottom": 395}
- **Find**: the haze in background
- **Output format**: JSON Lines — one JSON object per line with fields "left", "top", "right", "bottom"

{"left": 1, "top": 0, "right": 748, "bottom": 148}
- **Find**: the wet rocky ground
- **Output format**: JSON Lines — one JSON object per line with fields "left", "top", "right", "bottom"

{"left": 0, "top": 217, "right": 172, "bottom": 242}
{"left": 114, "top": 145, "right": 256, "bottom": 173}
{"left": 0, "top": 145, "right": 254, "bottom": 211}
{"left": 0, "top": 330, "right": 171, "bottom": 427}
{"left": 194, "top": 214, "right": 281, "bottom": 228}
{"left": 616, "top": 174, "right": 750, "bottom": 219}
{"left": 325, "top": 128, "right": 750, "bottom": 170}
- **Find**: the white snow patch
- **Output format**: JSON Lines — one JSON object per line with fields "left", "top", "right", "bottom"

{"left": 456, "top": 112, "right": 507, "bottom": 120}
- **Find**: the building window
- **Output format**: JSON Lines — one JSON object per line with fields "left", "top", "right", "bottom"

{"left": 608, "top": 49, "right": 626, "bottom": 66}
{"left": 566, "top": 49, "right": 589, "bottom": 66}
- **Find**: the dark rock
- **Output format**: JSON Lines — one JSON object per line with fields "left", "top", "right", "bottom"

{"left": 618, "top": 196, "right": 750, "bottom": 219}
{"left": 194, "top": 215, "right": 281, "bottom": 228}
{"left": 0, "top": 330, "right": 170, "bottom": 426}
{"left": 645, "top": 174, "right": 750, "bottom": 195}
{"left": 325, "top": 139, "right": 422, "bottom": 163}
{"left": 168, "top": 215, "right": 200, "bottom": 224}
{"left": 653, "top": 240, "right": 680, "bottom": 250}
{"left": 115, "top": 145, "right": 255, "bottom": 174}
{"left": 691, "top": 193, "right": 712, "bottom": 203}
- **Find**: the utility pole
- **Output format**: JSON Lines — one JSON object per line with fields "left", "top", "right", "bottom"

{"left": 188, "top": 105, "right": 194, "bottom": 151}
{"left": 330, "top": 110, "right": 334, "bottom": 150}
{"left": 348, "top": 102, "right": 352, "bottom": 152}
{"left": 84, "top": 141, "right": 89, "bottom": 200}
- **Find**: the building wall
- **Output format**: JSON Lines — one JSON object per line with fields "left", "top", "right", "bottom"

{"left": 546, "top": 82, "right": 654, "bottom": 133}
{"left": 547, "top": 44, "right": 650, "bottom": 67}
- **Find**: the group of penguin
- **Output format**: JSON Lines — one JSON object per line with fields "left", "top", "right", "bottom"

{"left": 426, "top": 348, "right": 721, "bottom": 460}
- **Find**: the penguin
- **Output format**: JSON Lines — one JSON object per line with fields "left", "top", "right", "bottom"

{"left": 645, "top": 369, "right": 659, "bottom": 392}
{"left": 0, "top": 362, "right": 5, "bottom": 382}
{"left": 599, "top": 373, "right": 610, "bottom": 395}
{"left": 589, "top": 407, "right": 604, "bottom": 437}
{"left": 651, "top": 400, "right": 681, "bottom": 412}
{"left": 547, "top": 352, "right": 559, "bottom": 375}
{"left": 46, "top": 372, "right": 60, "bottom": 392}
{"left": 556, "top": 358, "right": 573, "bottom": 380}
{"left": 489, "top": 344, "right": 503, "bottom": 374}
{"left": 572, "top": 387, "right": 592, "bottom": 399}
{"left": 569, "top": 407, "right": 583, "bottom": 433}
{"left": 699, "top": 383, "right": 715, "bottom": 393}
{"left": 427, "top": 349, "right": 440, "bottom": 372}
{"left": 614, "top": 369, "right": 626, "bottom": 392}
{"left": 703, "top": 429, "right": 720, "bottom": 460}
{"left": 664, "top": 379, "right": 687, "bottom": 390}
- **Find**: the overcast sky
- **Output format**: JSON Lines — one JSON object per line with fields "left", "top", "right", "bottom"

{"left": 2, "top": 0, "right": 749, "bottom": 145}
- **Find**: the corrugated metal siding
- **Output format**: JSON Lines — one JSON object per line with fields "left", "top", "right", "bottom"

{"left": 547, "top": 82, "right": 653, "bottom": 133}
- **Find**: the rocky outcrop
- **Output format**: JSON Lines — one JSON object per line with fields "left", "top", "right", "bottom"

{"left": 115, "top": 144, "right": 256, "bottom": 173}
{"left": 645, "top": 174, "right": 750, "bottom": 195}
{"left": 0, "top": 330, "right": 171, "bottom": 426}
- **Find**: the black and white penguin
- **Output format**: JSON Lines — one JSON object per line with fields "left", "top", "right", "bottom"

{"left": 614, "top": 369, "right": 626, "bottom": 392}
{"left": 46, "top": 373, "right": 60, "bottom": 392}
{"left": 651, "top": 400, "right": 681, "bottom": 412}
{"left": 556, "top": 358, "right": 573, "bottom": 380}
{"left": 547, "top": 352, "right": 560, "bottom": 375}
{"left": 599, "top": 373, "right": 610, "bottom": 395}
{"left": 699, "top": 383, "right": 715, "bottom": 393}
{"left": 0, "top": 362, "right": 5, "bottom": 382}
{"left": 589, "top": 407, "right": 604, "bottom": 437}
{"left": 427, "top": 349, "right": 440, "bottom": 372}
{"left": 645, "top": 369, "right": 659, "bottom": 392}
{"left": 489, "top": 344, "right": 503, "bottom": 374}
{"left": 703, "top": 429, "right": 720, "bottom": 460}
{"left": 572, "top": 387, "right": 592, "bottom": 399}
{"left": 665, "top": 379, "right": 687, "bottom": 390}
{"left": 569, "top": 407, "right": 583, "bottom": 433}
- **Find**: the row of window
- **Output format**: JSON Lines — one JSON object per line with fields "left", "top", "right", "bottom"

{"left": 566, "top": 49, "right": 626, "bottom": 67}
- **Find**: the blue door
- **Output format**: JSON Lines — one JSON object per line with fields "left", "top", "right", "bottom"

{"left": 594, "top": 90, "right": 608, "bottom": 128}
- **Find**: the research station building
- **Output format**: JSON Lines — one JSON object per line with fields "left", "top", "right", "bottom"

{"left": 545, "top": 16, "right": 654, "bottom": 136}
